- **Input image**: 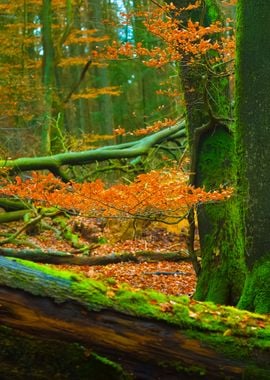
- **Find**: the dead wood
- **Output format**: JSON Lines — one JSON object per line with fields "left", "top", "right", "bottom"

{"left": 0, "top": 247, "right": 190, "bottom": 265}
{"left": 0, "top": 256, "right": 269, "bottom": 379}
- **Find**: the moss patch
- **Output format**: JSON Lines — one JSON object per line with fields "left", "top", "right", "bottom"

{"left": 195, "top": 197, "right": 246, "bottom": 305}
{"left": 237, "top": 256, "right": 270, "bottom": 314}
{"left": 1, "top": 257, "right": 269, "bottom": 335}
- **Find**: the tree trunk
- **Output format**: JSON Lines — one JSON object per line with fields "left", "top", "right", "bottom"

{"left": 235, "top": 0, "right": 270, "bottom": 313}
{"left": 169, "top": 0, "right": 246, "bottom": 305}
{"left": 0, "top": 256, "right": 269, "bottom": 379}
{"left": 41, "top": 0, "right": 55, "bottom": 155}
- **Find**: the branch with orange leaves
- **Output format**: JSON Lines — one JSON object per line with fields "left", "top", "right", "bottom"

{"left": 0, "top": 167, "right": 233, "bottom": 224}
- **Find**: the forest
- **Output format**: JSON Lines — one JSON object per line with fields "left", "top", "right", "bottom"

{"left": 0, "top": 0, "right": 269, "bottom": 379}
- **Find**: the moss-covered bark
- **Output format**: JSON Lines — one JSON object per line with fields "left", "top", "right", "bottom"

{"left": 170, "top": 0, "right": 245, "bottom": 304}
{"left": 235, "top": 1, "right": 270, "bottom": 312}
{"left": 0, "top": 257, "right": 269, "bottom": 379}
{"left": 193, "top": 126, "right": 246, "bottom": 304}
{"left": 0, "top": 247, "right": 190, "bottom": 265}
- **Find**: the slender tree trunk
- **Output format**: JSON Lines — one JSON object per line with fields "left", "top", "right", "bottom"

{"left": 235, "top": 0, "right": 270, "bottom": 313}
{"left": 91, "top": 0, "right": 115, "bottom": 135}
{"left": 41, "top": 0, "right": 54, "bottom": 155}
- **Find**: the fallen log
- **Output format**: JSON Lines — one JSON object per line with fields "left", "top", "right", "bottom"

{"left": 0, "top": 247, "right": 190, "bottom": 265}
{"left": 0, "top": 256, "right": 269, "bottom": 379}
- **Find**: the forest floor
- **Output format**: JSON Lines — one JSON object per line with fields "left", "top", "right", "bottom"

{"left": 0, "top": 217, "right": 197, "bottom": 297}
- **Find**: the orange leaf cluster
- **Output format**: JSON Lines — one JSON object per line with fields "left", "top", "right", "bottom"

{"left": 0, "top": 170, "right": 233, "bottom": 220}
{"left": 96, "top": 2, "right": 235, "bottom": 68}
{"left": 71, "top": 86, "right": 121, "bottom": 100}
{"left": 113, "top": 118, "right": 176, "bottom": 137}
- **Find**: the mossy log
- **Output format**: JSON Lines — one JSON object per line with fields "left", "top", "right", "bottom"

{"left": 0, "top": 198, "right": 30, "bottom": 211}
{"left": 0, "top": 247, "right": 190, "bottom": 265}
{"left": 0, "top": 209, "right": 30, "bottom": 223}
{"left": 0, "top": 257, "right": 269, "bottom": 379}
{"left": 0, "top": 122, "right": 185, "bottom": 181}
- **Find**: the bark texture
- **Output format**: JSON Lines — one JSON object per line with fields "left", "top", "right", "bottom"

{"left": 235, "top": 0, "right": 270, "bottom": 313}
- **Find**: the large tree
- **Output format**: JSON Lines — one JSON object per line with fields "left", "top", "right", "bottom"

{"left": 177, "top": 0, "right": 270, "bottom": 313}
{"left": 235, "top": 0, "right": 270, "bottom": 313}
{"left": 164, "top": 0, "right": 246, "bottom": 306}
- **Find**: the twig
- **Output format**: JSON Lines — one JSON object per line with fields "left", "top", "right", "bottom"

{"left": 142, "top": 270, "right": 190, "bottom": 276}
{"left": 64, "top": 58, "right": 92, "bottom": 103}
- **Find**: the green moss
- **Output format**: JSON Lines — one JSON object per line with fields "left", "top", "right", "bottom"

{"left": 104, "top": 277, "right": 117, "bottom": 285}
{"left": 0, "top": 325, "right": 131, "bottom": 380}
{"left": 186, "top": 329, "right": 270, "bottom": 376}
{"left": 159, "top": 360, "right": 206, "bottom": 377}
{"left": 195, "top": 197, "right": 246, "bottom": 305}
{"left": 143, "top": 288, "right": 168, "bottom": 303}
{"left": 0, "top": 259, "right": 270, "bottom": 378}
{"left": 0, "top": 258, "right": 111, "bottom": 310}
{"left": 196, "top": 127, "right": 234, "bottom": 190}
{"left": 237, "top": 256, "right": 270, "bottom": 314}
{"left": 1, "top": 257, "right": 270, "bottom": 355}
{"left": 195, "top": 334, "right": 270, "bottom": 379}
{"left": 204, "top": 0, "right": 220, "bottom": 22}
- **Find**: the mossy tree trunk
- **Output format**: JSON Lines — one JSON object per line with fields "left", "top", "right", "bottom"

{"left": 235, "top": 1, "right": 270, "bottom": 313}
{"left": 169, "top": 0, "right": 246, "bottom": 305}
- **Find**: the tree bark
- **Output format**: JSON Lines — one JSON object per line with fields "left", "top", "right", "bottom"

{"left": 0, "top": 256, "right": 269, "bottom": 379}
{"left": 168, "top": 0, "right": 246, "bottom": 306}
{"left": 235, "top": 0, "right": 270, "bottom": 313}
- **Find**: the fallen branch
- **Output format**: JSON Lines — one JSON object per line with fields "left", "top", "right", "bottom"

{"left": 0, "top": 197, "right": 30, "bottom": 211}
{"left": 0, "top": 247, "right": 190, "bottom": 265}
{"left": 0, "top": 214, "right": 42, "bottom": 245}
{"left": 142, "top": 270, "right": 190, "bottom": 276}
{"left": 0, "top": 121, "right": 185, "bottom": 181}
{"left": 0, "top": 209, "right": 30, "bottom": 223}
